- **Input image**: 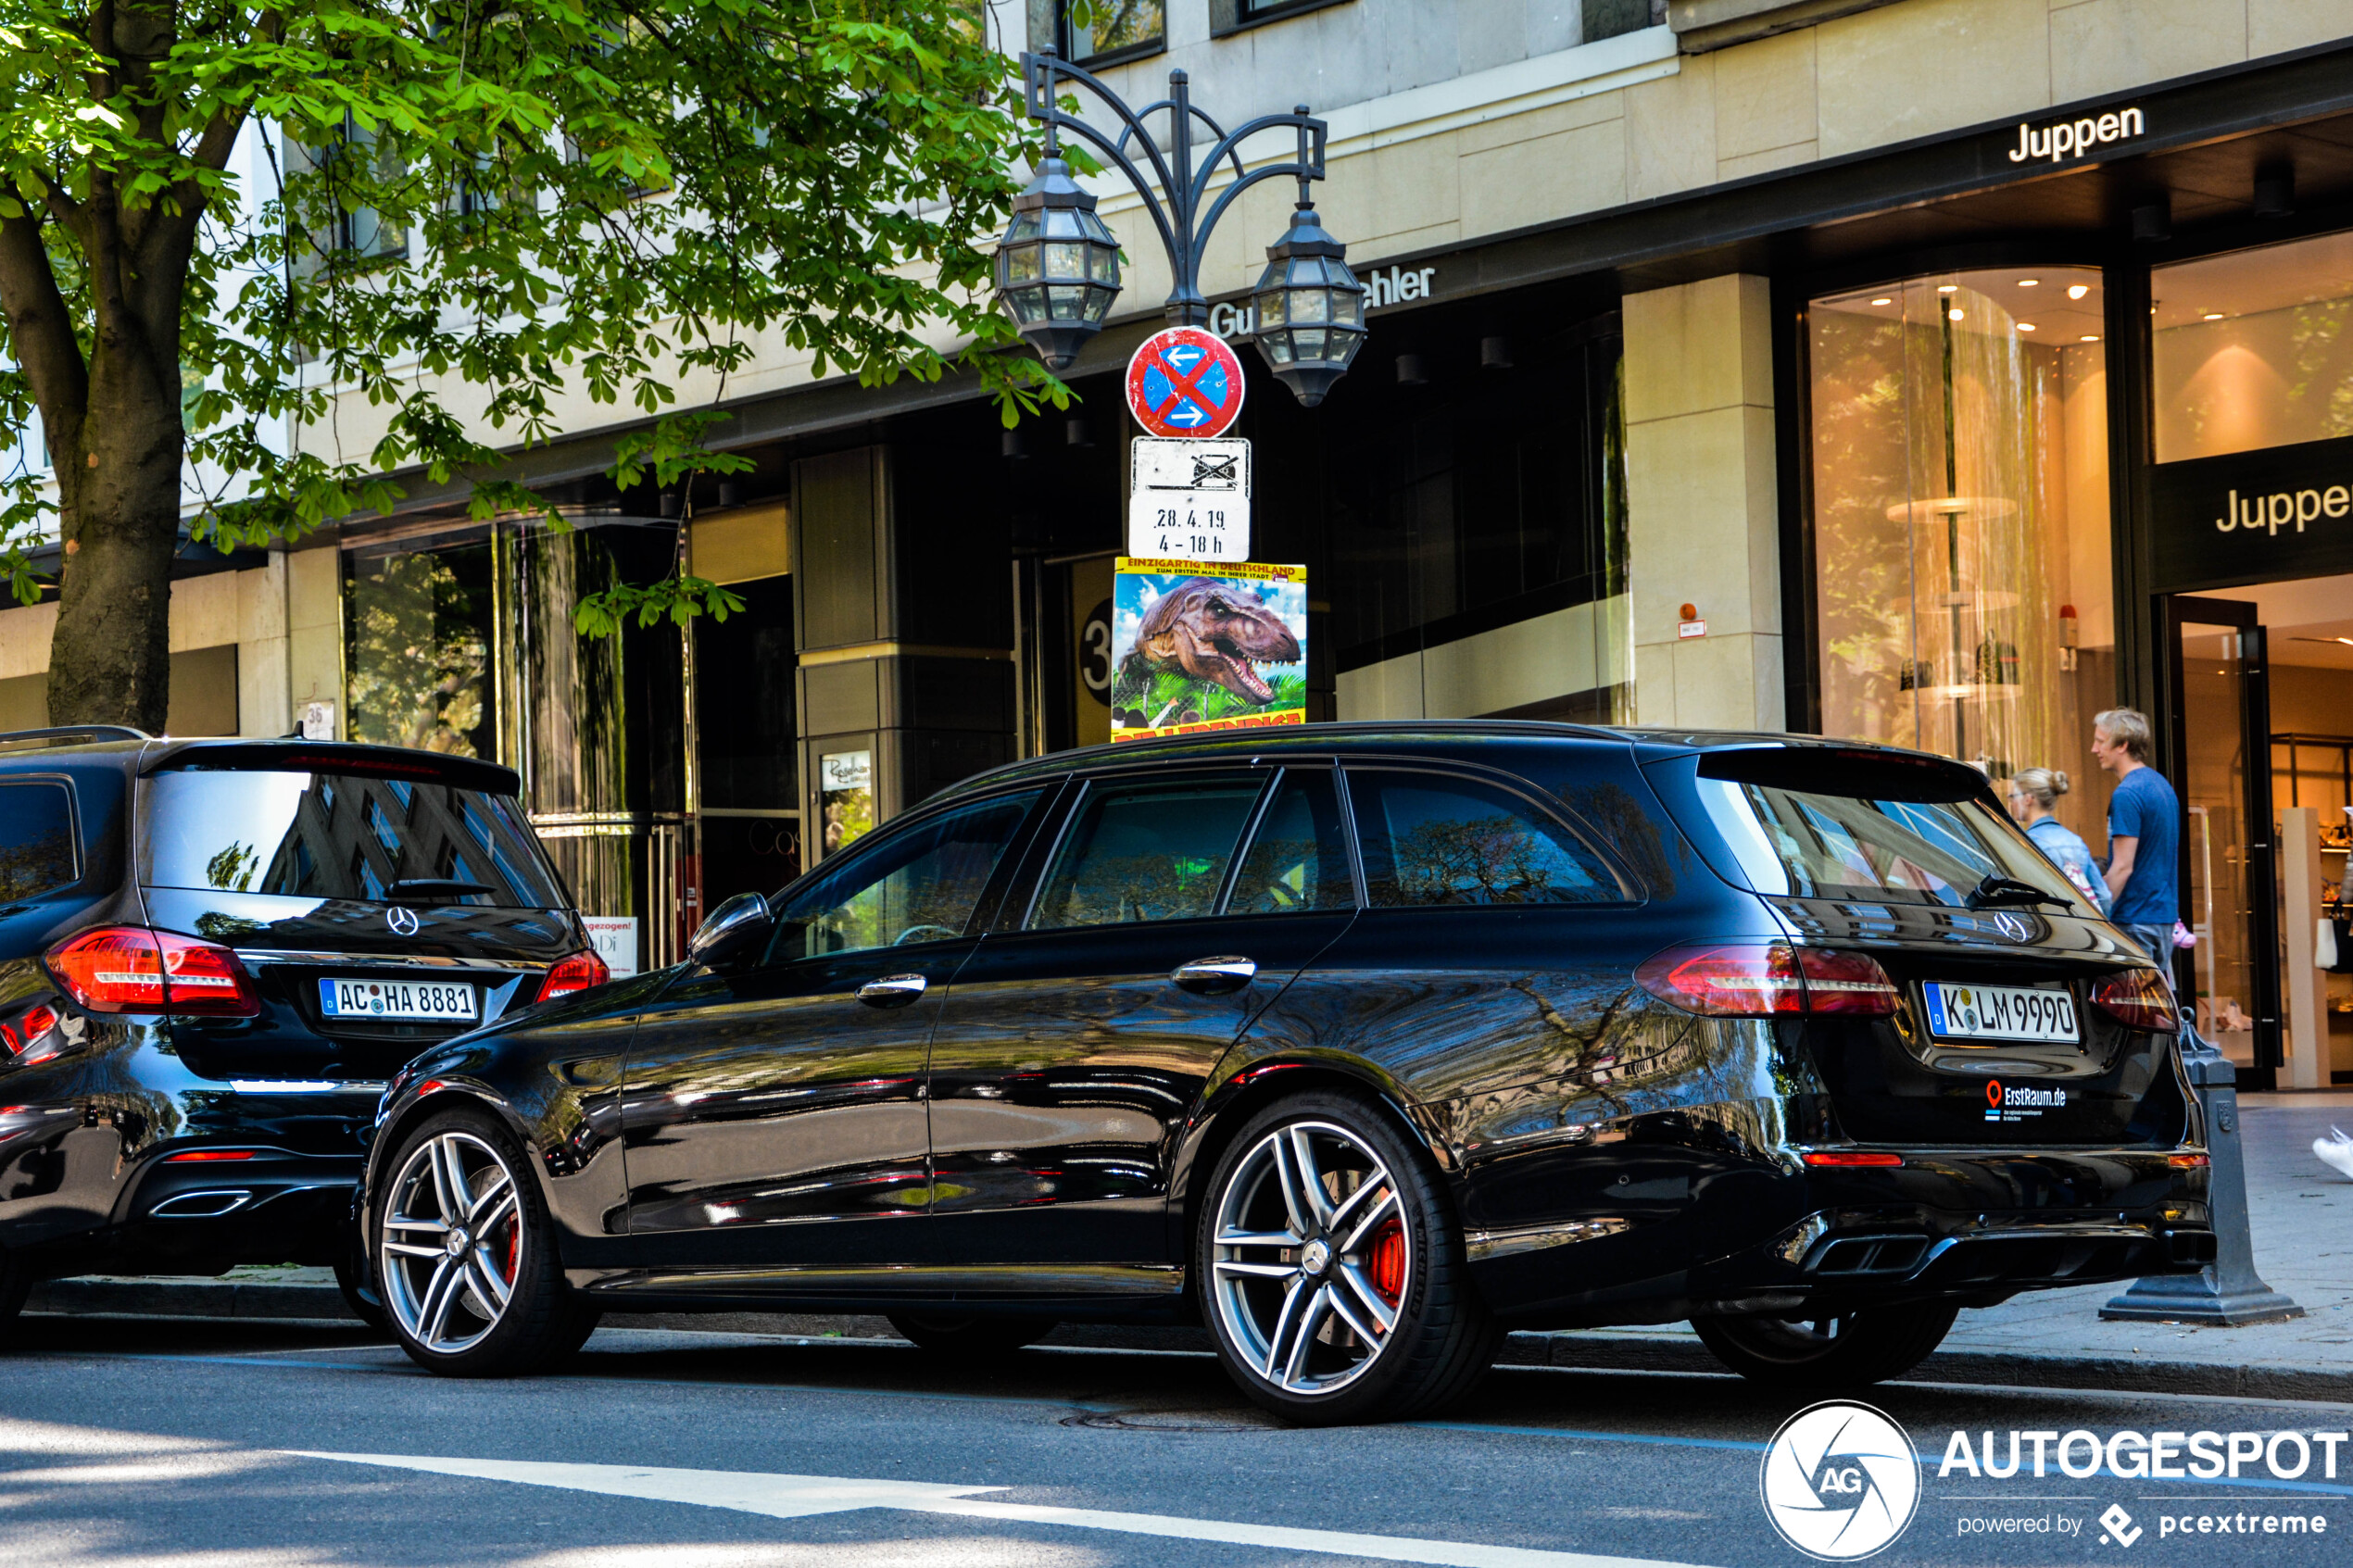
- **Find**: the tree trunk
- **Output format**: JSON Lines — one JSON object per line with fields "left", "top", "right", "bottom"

{"left": 44, "top": 359, "right": 183, "bottom": 734}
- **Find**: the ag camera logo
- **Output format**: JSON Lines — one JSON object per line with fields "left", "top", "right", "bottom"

{"left": 1760, "top": 1400, "right": 1921, "bottom": 1560}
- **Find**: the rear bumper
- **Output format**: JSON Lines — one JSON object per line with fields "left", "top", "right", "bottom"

{"left": 1474, "top": 1146, "right": 2211, "bottom": 1327}
{"left": 86, "top": 1148, "right": 363, "bottom": 1271}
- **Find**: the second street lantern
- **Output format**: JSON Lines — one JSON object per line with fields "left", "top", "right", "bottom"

{"left": 1250, "top": 200, "right": 1367, "bottom": 407}
{"left": 994, "top": 157, "right": 1123, "bottom": 370}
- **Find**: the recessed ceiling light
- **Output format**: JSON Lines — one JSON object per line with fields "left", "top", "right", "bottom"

{"left": 2067, "top": 283, "right": 2090, "bottom": 300}
{"left": 2081, "top": 334, "right": 2100, "bottom": 343}
{"left": 2018, "top": 322, "right": 2037, "bottom": 332}
{"left": 2019, "top": 279, "right": 2040, "bottom": 287}
{"left": 1948, "top": 307, "right": 1966, "bottom": 321}
{"left": 2203, "top": 311, "right": 2226, "bottom": 320}
{"left": 1938, "top": 284, "right": 1958, "bottom": 294}
{"left": 1870, "top": 297, "right": 1894, "bottom": 307}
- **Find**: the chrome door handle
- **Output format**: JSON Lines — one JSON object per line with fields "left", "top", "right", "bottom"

{"left": 1172, "top": 956, "right": 1257, "bottom": 995}
{"left": 857, "top": 973, "right": 928, "bottom": 1008}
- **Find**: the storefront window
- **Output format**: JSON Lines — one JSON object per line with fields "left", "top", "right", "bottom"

{"left": 345, "top": 538, "right": 496, "bottom": 757}
{"left": 2153, "top": 229, "right": 2353, "bottom": 463}
{"left": 1807, "top": 268, "right": 2116, "bottom": 849}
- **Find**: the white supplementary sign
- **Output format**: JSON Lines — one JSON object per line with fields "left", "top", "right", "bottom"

{"left": 1128, "top": 436, "right": 1251, "bottom": 562}
{"left": 581, "top": 916, "right": 638, "bottom": 979}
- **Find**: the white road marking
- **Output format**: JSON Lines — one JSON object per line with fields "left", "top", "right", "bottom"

{"left": 288, "top": 1451, "right": 1716, "bottom": 1568}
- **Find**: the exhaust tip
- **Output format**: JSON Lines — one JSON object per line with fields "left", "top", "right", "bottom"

{"left": 147, "top": 1189, "right": 252, "bottom": 1220}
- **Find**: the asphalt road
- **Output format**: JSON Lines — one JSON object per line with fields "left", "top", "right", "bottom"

{"left": 2, "top": 1315, "right": 2348, "bottom": 1567}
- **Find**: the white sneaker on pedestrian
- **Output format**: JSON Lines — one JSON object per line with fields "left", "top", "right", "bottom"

{"left": 2317, "top": 1126, "right": 2353, "bottom": 1181}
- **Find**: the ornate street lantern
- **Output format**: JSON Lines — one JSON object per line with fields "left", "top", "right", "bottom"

{"left": 993, "top": 157, "right": 1123, "bottom": 370}
{"left": 1249, "top": 201, "right": 1367, "bottom": 408}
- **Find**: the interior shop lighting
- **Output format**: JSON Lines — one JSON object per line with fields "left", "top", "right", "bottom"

{"left": 1871, "top": 297, "right": 1894, "bottom": 306}
{"left": 2068, "top": 283, "right": 2091, "bottom": 299}
{"left": 1938, "top": 284, "right": 1958, "bottom": 293}
{"left": 1948, "top": 307, "right": 1966, "bottom": 320}
{"left": 2019, "top": 278, "right": 2039, "bottom": 287}
{"left": 2018, "top": 322, "right": 2036, "bottom": 332}
{"left": 2203, "top": 311, "right": 2227, "bottom": 320}
{"left": 2081, "top": 334, "right": 2100, "bottom": 342}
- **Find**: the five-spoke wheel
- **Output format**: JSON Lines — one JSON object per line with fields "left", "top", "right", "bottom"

{"left": 373, "top": 1108, "right": 597, "bottom": 1375}
{"left": 382, "top": 1129, "right": 522, "bottom": 1354}
{"left": 1200, "top": 1090, "right": 1498, "bottom": 1424}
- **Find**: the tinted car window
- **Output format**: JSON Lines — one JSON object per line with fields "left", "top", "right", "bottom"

{"left": 771, "top": 790, "right": 1041, "bottom": 960}
{"left": 1694, "top": 775, "right": 2083, "bottom": 911}
{"left": 1350, "top": 770, "right": 1624, "bottom": 907}
{"left": 0, "top": 781, "right": 77, "bottom": 901}
{"left": 1030, "top": 774, "right": 1265, "bottom": 929}
{"left": 140, "top": 771, "right": 562, "bottom": 908}
{"left": 1227, "top": 768, "right": 1353, "bottom": 915}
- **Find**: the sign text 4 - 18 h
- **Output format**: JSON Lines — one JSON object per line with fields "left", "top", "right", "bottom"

{"left": 1128, "top": 436, "right": 1252, "bottom": 562}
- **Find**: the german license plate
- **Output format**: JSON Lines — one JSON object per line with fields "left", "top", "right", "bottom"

{"left": 1922, "top": 982, "right": 2077, "bottom": 1043}
{"left": 318, "top": 977, "right": 477, "bottom": 1023}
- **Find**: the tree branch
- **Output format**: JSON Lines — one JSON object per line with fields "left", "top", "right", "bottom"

{"left": 0, "top": 213, "right": 94, "bottom": 450}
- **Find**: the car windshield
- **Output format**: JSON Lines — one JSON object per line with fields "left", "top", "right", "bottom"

{"left": 1693, "top": 766, "right": 2089, "bottom": 913}
{"left": 141, "top": 770, "right": 564, "bottom": 909}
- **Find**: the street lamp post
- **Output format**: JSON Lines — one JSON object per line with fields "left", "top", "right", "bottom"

{"left": 992, "top": 49, "right": 1367, "bottom": 407}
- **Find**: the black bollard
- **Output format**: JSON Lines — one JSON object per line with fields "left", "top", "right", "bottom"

{"left": 2102, "top": 1026, "right": 2301, "bottom": 1325}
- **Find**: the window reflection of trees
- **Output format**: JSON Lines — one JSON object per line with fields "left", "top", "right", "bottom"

{"left": 1385, "top": 813, "right": 1592, "bottom": 905}
{"left": 1032, "top": 784, "right": 1260, "bottom": 929}
{"left": 784, "top": 797, "right": 1036, "bottom": 958}
{"left": 0, "top": 830, "right": 73, "bottom": 901}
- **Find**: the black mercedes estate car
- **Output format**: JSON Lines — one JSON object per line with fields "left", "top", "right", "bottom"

{"left": 0, "top": 727, "right": 603, "bottom": 1326}
{"left": 359, "top": 723, "right": 2213, "bottom": 1423}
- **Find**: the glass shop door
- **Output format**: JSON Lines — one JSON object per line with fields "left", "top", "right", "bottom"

{"left": 2164, "top": 595, "right": 2280, "bottom": 1086}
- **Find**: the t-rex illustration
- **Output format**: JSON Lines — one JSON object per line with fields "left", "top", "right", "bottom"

{"left": 1122, "top": 579, "right": 1300, "bottom": 705}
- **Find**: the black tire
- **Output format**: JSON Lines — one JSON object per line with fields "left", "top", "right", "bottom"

{"left": 0, "top": 1248, "right": 31, "bottom": 1331}
{"left": 887, "top": 1312, "right": 1058, "bottom": 1355}
{"left": 332, "top": 1251, "right": 394, "bottom": 1336}
{"left": 1692, "top": 1302, "right": 1959, "bottom": 1390}
{"left": 371, "top": 1106, "right": 580, "bottom": 1377}
{"left": 1197, "top": 1087, "right": 1501, "bottom": 1426}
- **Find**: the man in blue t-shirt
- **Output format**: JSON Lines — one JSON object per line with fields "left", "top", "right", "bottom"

{"left": 2092, "top": 708, "right": 2180, "bottom": 973}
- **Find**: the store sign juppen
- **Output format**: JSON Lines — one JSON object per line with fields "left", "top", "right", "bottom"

{"left": 1128, "top": 436, "right": 1250, "bottom": 561}
{"left": 2148, "top": 433, "right": 2353, "bottom": 589}
{"left": 2005, "top": 104, "right": 2145, "bottom": 164}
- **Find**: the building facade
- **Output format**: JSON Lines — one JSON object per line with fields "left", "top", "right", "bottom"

{"left": 9, "top": 0, "right": 2353, "bottom": 1083}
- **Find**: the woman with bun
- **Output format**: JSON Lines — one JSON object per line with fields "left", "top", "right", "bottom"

{"left": 2006, "top": 768, "right": 2109, "bottom": 915}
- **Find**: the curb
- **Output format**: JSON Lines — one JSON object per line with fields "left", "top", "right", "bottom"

{"left": 27, "top": 1276, "right": 2353, "bottom": 1405}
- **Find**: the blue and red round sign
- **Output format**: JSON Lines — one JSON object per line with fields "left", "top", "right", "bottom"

{"left": 1126, "top": 327, "right": 1246, "bottom": 439}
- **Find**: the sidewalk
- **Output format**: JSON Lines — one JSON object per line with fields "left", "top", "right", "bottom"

{"left": 27, "top": 1092, "right": 2353, "bottom": 1401}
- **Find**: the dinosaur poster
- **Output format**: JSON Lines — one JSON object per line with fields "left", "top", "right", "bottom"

{"left": 1110, "top": 559, "right": 1308, "bottom": 741}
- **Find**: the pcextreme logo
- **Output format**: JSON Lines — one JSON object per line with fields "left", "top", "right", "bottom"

{"left": 1760, "top": 1400, "right": 1922, "bottom": 1560}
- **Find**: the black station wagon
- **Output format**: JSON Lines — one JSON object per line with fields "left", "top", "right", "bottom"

{"left": 359, "top": 723, "right": 2213, "bottom": 1424}
{"left": 0, "top": 727, "right": 604, "bottom": 1328}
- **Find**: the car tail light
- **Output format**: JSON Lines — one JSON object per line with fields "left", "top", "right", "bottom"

{"left": 1802, "top": 1150, "right": 1905, "bottom": 1167}
{"left": 163, "top": 1148, "right": 256, "bottom": 1162}
{"left": 537, "top": 949, "right": 610, "bottom": 1003}
{"left": 45, "top": 927, "right": 258, "bottom": 1016}
{"left": 1636, "top": 944, "right": 1898, "bottom": 1019}
{"left": 2090, "top": 968, "right": 2178, "bottom": 1034}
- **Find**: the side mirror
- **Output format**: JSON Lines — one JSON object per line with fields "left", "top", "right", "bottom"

{"left": 687, "top": 891, "right": 773, "bottom": 969}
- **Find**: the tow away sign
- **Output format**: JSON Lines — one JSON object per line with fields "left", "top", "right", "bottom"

{"left": 1128, "top": 436, "right": 1251, "bottom": 561}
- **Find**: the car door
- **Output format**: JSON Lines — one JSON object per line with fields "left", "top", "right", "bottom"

{"left": 620, "top": 786, "right": 1049, "bottom": 1272}
{"left": 925, "top": 763, "right": 1358, "bottom": 1264}
{"left": 1265, "top": 759, "right": 1746, "bottom": 1313}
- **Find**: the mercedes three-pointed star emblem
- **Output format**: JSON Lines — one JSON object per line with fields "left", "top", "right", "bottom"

{"left": 385, "top": 906, "right": 421, "bottom": 937}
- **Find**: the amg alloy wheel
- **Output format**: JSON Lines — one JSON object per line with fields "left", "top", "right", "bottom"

{"left": 1693, "top": 1302, "right": 1958, "bottom": 1389}
{"left": 1201, "top": 1091, "right": 1498, "bottom": 1424}
{"left": 383, "top": 1128, "right": 522, "bottom": 1354}
{"left": 375, "top": 1109, "right": 589, "bottom": 1375}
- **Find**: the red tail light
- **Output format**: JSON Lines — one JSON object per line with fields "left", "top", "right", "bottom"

{"left": 163, "top": 1148, "right": 256, "bottom": 1162}
{"left": 537, "top": 949, "right": 610, "bottom": 1003}
{"left": 1802, "top": 1150, "right": 1905, "bottom": 1167}
{"left": 45, "top": 927, "right": 259, "bottom": 1017}
{"left": 1636, "top": 944, "right": 1899, "bottom": 1019}
{"left": 2090, "top": 968, "right": 2178, "bottom": 1034}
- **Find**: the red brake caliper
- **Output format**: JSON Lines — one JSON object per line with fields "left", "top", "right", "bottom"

{"left": 1367, "top": 1218, "right": 1406, "bottom": 1308}
{"left": 505, "top": 1219, "right": 521, "bottom": 1281}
